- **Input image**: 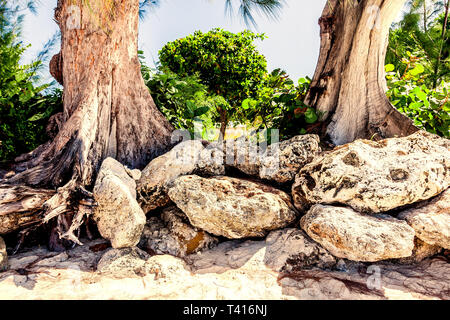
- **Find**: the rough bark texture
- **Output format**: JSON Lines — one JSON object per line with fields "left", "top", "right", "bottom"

{"left": 0, "top": 185, "right": 54, "bottom": 234}
{"left": 0, "top": 0, "right": 174, "bottom": 240}
{"left": 306, "top": 0, "right": 418, "bottom": 145}
{"left": 10, "top": 0, "right": 174, "bottom": 188}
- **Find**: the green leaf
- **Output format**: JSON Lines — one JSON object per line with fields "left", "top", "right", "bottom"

{"left": 304, "top": 108, "right": 318, "bottom": 124}
{"left": 242, "top": 98, "right": 251, "bottom": 109}
{"left": 385, "top": 64, "right": 395, "bottom": 72}
{"left": 28, "top": 113, "right": 46, "bottom": 122}
{"left": 194, "top": 106, "right": 209, "bottom": 117}
{"left": 410, "top": 64, "right": 425, "bottom": 76}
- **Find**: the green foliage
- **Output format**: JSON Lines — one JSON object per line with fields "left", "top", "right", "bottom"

{"left": 159, "top": 29, "right": 268, "bottom": 131}
{"left": 140, "top": 51, "right": 224, "bottom": 139}
{"left": 241, "top": 69, "right": 319, "bottom": 141}
{"left": 0, "top": 0, "right": 63, "bottom": 163}
{"left": 386, "top": 2, "right": 449, "bottom": 138}
{"left": 386, "top": 55, "right": 449, "bottom": 138}
{"left": 386, "top": 1, "right": 449, "bottom": 88}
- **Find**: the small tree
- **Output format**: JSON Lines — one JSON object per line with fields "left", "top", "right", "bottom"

{"left": 159, "top": 28, "right": 268, "bottom": 138}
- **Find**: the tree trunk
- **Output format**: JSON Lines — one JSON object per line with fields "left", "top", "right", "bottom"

{"left": 306, "top": 0, "right": 418, "bottom": 145}
{"left": 218, "top": 108, "right": 228, "bottom": 141}
{"left": 1, "top": 0, "right": 174, "bottom": 242}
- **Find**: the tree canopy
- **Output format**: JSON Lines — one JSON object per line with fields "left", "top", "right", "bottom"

{"left": 159, "top": 28, "right": 268, "bottom": 136}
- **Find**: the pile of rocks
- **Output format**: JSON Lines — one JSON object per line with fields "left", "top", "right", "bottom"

{"left": 88, "top": 130, "right": 448, "bottom": 272}
{"left": 1, "top": 130, "right": 447, "bottom": 300}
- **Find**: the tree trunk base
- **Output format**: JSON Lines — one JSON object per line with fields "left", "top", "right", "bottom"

{"left": 306, "top": 0, "right": 418, "bottom": 145}
{"left": 1, "top": 0, "right": 175, "bottom": 251}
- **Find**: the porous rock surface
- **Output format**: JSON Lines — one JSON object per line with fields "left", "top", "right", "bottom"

{"left": 168, "top": 175, "right": 298, "bottom": 238}
{"left": 93, "top": 158, "right": 146, "bottom": 249}
{"left": 260, "top": 134, "right": 321, "bottom": 183}
{"left": 292, "top": 131, "right": 450, "bottom": 213}
{"left": 0, "top": 236, "right": 7, "bottom": 272}
{"left": 136, "top": 140, "right": 206, "bottom": 213}
{"left": 300, "top": 205, "right": 416, "bottom": 262}
{"left": 398, "top": 189, "right": 450, "bottom": 249}
{"left": 139, "top": 206, "right": 218, "bottom": 257}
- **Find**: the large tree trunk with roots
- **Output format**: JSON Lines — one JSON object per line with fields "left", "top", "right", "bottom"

{"left": 306, "top": 0, "right": 418, "bottom": 145}
{"left": 0, "top": 0, "right": 174, "bottom": 248}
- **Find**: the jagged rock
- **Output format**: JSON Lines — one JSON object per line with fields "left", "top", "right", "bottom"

{"left": 292, "top": 131, "right": 450, "bottom": 213}
{"left": 263, "top": 229, "right": 336, "bottom": 272}
{"left": 145, "top": 254, "right": 191, "bottom": 280}
{"left": 300, "top": 205, "right": 416, "bottom": 262}
{"left": 139, "top": 206, "right": 218, "bottom": 257}
{"left": 0, "top": 236, "right": 7, "bottom": 272}
{"left": 93, "top": 158, "right": 146, "bottom": 249}
{"left": 260, "top": 134, "right": 321, "bottom": 183}
{"left": 225, "top": 136, "right": 261, "bottom": 176}
{"left": 97, "top": 247, "right": 150, "bottom": 277}
{"left": 137, "top": 140, "right": 205, "bottom": 213}
{"left": 398, "top": 189, "right": 450, "bottom": 249}
{"left": 168, "top": 175, "right": 298, "bottom": 239}
{"left": 125, "top": 167, "right": 142, "bottom": 181}
{"left": 398, "top": 238, "right": 442, "bottom": 264}
{"left": 196, "top": 144, "right": 226, "bottom": 176}
{"left": 198, "top": 136, "right": 260, "bottom": 176}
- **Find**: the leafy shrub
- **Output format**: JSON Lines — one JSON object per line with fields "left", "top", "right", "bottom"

{"left": 141, "top": 51, "right": 226, "bottom": 140}
{"left": 385, "top": 54, "right": 449, "bottom": 138}
{"left": 241, "top": 69, "right": 319, "bottom": 141}
{"left": 386, "top": 6, "right": 449, "bottom": 89}
{"left": 159, "top": 28, "right": 268, "bottom": 135}
{"left": 0, "top": 7, "right": 62, "bottom": 164}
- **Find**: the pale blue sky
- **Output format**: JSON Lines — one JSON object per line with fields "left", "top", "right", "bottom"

{"left": 21, "top": 0, "right": 329, "bottom": 82}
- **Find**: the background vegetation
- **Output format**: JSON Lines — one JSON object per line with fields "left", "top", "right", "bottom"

{"left": 386, "top": 0, "right": 449, "bottom": 137}
{"left": 0, "top": 0, "right": 448, "bottom": 163}
{"left": 0, "top": 0, "right": 62, "bottom": 165}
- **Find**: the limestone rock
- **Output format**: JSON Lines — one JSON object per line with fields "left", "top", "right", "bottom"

{"left": 292, "top": 131, "right": 450, "bottom": 213}
{"left": 398, "top": 238, "right": 442, "bottom": 264}
{"left": 125, "top": 167, "right": 142, "bottom": 181}
{"left": 198, "top": 136, "right": 260, "bottom": 176}
{"left": 300, "top": 204, "right": 416, "bottom": 262}
{"left": 263, "top": 229, "right": 336, "bottom": 272}
{"left": 145, "top": 254, "right": 191, "bottom": 280}
{"left": 187, "top": 229, "right": 336, "bottom": 274}
{"left": 225, "top": 136, "right": 261, "bottom": 176}
{"left": 398, "top": 189, "right": 450, "bottom": 249}
{"left": 0, "top": 236, "right": 7, "bottom": 272}
{"left": 168, "top": 175, "right": 298, "bottom": 239}
{"left": 196, "top": 144, "right": 226, "bottom": 176}
{"left": 97, "top": 247, "right": 150, "bottom": 277}
{"left": 93, "top": 158, "right": 146, "bottom": 249}
{"left": 260, "top": 134, "right": 321, "bottom": 184}
{"left": 137, "top": 140, "right": 206, "bottom": 213}
{"left": 139, "top": 206, "right": 218, "bottom": 257}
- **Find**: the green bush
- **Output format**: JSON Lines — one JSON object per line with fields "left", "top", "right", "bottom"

{"left": 159, "top": 28, "right": 268, "bottom": 133}
{"left": 140, "top": 49, "right": 226, "bottom": 140}
{"left": 241, "top": 69, "right": 319, "bottom": 141}
{"left": 386, "top": 54, "right": 449, "bottom": 138}
{"left": 0, "top": 3, "right": 62, "bottom": 164}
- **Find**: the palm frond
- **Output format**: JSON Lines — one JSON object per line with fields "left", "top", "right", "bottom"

{"left": 139, "top": 0, "right": 160, "bottom": 20}
{"left": 224, "top": 0, "right": 284, "bottom": 28}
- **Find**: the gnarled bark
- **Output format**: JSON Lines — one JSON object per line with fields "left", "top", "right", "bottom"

{"left": 306, "top": 0, "right": 418, "bottom": 145}
{"left": 1, "top": 0, "right": 174, "bottom": 243}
